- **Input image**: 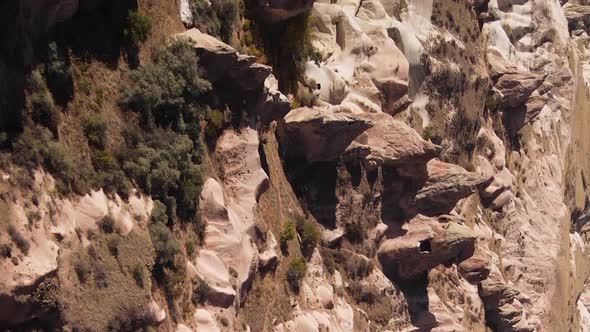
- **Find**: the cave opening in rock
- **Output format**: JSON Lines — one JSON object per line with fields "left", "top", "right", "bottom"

{"left": 419, "top": 239, "right": 431, "bottom": 253}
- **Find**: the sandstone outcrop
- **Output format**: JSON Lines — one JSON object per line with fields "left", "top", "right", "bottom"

{"left": 377, "top": 214, "right": 477, "bottom": 279}
{"left": 346, "top": 112, "right": 439, "bottom": 172}
{"left": 278, "top": 106, "right": 373, "bottom": 162}
{"left": 197, "top": 128, "right": 269, "bottom": 308}
{"left": 177, "top": 29, "right": 272, "bottom": 89}
{"left": 493, "top": 72, "right": 544, "bottom": 109}
{"left": 458, "top": 256, "right": 490, "bottom": 283}
{"left": 404, "top": 159, "right": 492, "bottom": 216}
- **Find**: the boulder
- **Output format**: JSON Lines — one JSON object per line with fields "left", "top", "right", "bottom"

{"left": 208, "top": 285, "right": 237, "bottom": 308}
{"left": 345, "top": 112, "right": 439, "bottom": 172}
{"left": 562, "top": 3, "right": 590, "bottom": 21}
{"left": 277, "top": 107, "right": 373, "bottom": 162}
{"left": 494, "top": 72, "right": 544, "bottom": 109}
{"left": 321, "top": 227, "right": 344, "bottom": 247}
{"left": 405, "top": 159, "right": 492, "bottom": 216}
{"left": 176, "top": 324, "right": 193, "bottom": 332}
{"left": 197, "top": 129, "right": 268, "bottom": 305}
{"left": 458, "top": 256, "right": 490, "bottom": 283}
{"left": 479, "top": 272, "right": 527, "bottom": 331}
{"left": 377, "top": 215, "right": 477, "bottom": 279}
{"left": 194, "top": 309, "right": 220, "bottom": 332}
{"left": 175, "top": 29, "right": 271, "bottom": 89}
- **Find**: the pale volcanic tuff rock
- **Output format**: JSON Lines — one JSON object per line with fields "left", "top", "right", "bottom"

{"left": 197, "top": 128, "right": 269, "bottom": 309}
{"left": 175, "top": 28, "right": 290, "bottom": 123}
{"left": 492, "top": 72, "right": 544, "bottom": 109}
{"left": 274, "top": 249, "right": 355, "bottom": 332}
{"left": 563, "top": 3, "right": 590, "bottom": 22}
{"left": 377, "top": 214, "right": 477, "bottom": 279}
{"left": 176, "top": 28, "right": 272, "bottom": 90}
{"left": 278, "top": 106, "right": 438, "bottom": 169}
{"left": 404, "top": 159, "right": 492, "bottom": 216}
{"left": 458, "top": 256, "right": 491, "bottom": 283}
{"left": 303, "top": 0, "right": 411, "bottom": 115}
{"left": 278, "top": 106, "right": 373, "bottom": 162}
{"left": 0, "top": 171, "right": 156, "bottom": 326}
{"left": 346, "top": 112, "right": 439, "bottom": 171}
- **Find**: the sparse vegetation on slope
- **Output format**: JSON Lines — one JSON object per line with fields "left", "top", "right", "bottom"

{"left": 287, "top": 256, "right": 307, "bottom": 292}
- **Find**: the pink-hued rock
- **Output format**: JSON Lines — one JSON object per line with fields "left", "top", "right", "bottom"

{"left": 278, "top": 106, "right": 373, "bottom": 162}
{"left": 458, "top": 256, "right": 491, "bottom": 283}
{"left": 377, "top": 215, "right": 477, "bottom": 279}
{"left": 405, "top": 159, "right": 492, "bottom": 216}
{"left": 346, "top": 112, "right": 439, "bottom": 172}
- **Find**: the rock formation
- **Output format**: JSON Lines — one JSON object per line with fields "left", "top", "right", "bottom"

{"left": 3, "top": 0, "right": 590, "bottom": 331}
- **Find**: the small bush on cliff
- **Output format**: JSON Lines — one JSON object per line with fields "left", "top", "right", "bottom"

{"left": 30, "top": 92, "right": 60, "bottom": 134}
{"left": 12, "top": 127, "right": 92, "bottom": 194}
{"left": 84, "top": 114, "right": 108, "bottom": 149}
{"left": 149, "top": 221, "right": 184, "bottom": 294}
{"left": 287, "top": 256, "right": 307, "bottom": 292}
{"left": 280, "top": 221, "right": 296, "bottom": 247}
{"left": 295, "top": 216, "right": 319, "bottom": 253}
{"left": 124, "top": 10, "right": 152, "bottom": 44}
{"left": 0, "top": 243, "right": 12, "bottom": 258}
{"left": 190, "top": 0, "right": 238, "bottom": 43}
{"left": 122, "top": 130, "right": 203, "bottom": 222}
{"left": 191, "top": 277, "right": 212, "bottom": 305}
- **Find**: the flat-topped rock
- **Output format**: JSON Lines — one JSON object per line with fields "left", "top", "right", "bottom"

{"left": 405, "top": 159, "right": 493, "bottom": 216}
{"left": 378, "top": 214, "right": 477, "bottom": 279}
{"left": 278, "top": 107, "right": 373, "bottom": 162}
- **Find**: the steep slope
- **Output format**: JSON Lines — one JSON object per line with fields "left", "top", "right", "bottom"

{"left": 2, "top": 0, "right": 590, "bottom": 331}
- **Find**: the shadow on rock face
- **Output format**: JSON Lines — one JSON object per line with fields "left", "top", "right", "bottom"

{"left": 283, "top": 158, "right": 338, "bottom": 228}
{"left": 52, "top": 0, "right": 138, "bottom": 68}
{"left": 382, "top": 266, "right": 436, "bottom": 329}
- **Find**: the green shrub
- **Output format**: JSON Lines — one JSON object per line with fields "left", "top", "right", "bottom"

{"left": 185, "top": 241, "right": 195, "bottom": 258}
{"left": 149, "top": 221, "right": 180, "bottom": 267}
{"left": 204, "top": 109, "right": 224, "bottom": 140}
{"left": 12, "top": 127, "right": 92, "bottom": 194}
{"left": 344, "top": 220, "right": 365, "bottom": 244}
{"left": 296, "top": 217, "right": 319, "bottom": 253}
{"left": 91, "top": 149, "right": 116, "bottom": 171}
{"left": 8, "top": 225, "right": 30, "bottom": 255}
{"left": 84, "top": 114, "right": 108, "bottom": 149}
{"left": 122, "top": 39, "right": 211, "bottom": 129}
{"left": 287, "top": 256, "right": 307, "bottom": 292}
{"left": 279, "top": 221, "right": 296, "bottom": 246}
{"left": 133, "top": 263, "right": 146, "bottom": 288}
{"left": 191, "top": 277, "right": 211, "bottom": 305}
{"left": 99, "top": 215, "right": 115, "bottom": 233}
{"left": 106, "top": 234, "right": 121, "bottom": 256}
{"left": 150, "top": 200, "right": 168, "bottom": 225}
{"left": 149, "top": 214, "right": 186, "bottom": 298}
{"left": 296, "top": 87, "right": 318, "bottom": 107}
{"left": 190, "top": 0, "right": 237, "bottom": 43}
{"left": 122, "top": 131, "right": 203, "bottom": 222}
{"left": 322, "top": 252, "right": 336, "bottom": 274}
{"left": 96, "top": 168, "right": 131, "bottom": 198}
{"left": 347, "top": 280, "right": 378, "bottom": 304}
{"left": 31, "top": 93, "right": 59, "bottom": 133}
{"left": 124, "top": 10, "right": 152, "bottom": 44}
{"left": 346, "top": 256, "right": 373, "bottom": 279}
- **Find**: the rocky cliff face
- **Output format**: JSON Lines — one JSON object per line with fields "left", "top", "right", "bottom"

{"left": 2, "top": 0, "right": 590, "bottom": 331}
